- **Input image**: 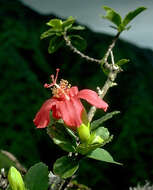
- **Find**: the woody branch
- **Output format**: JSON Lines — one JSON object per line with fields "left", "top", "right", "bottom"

{"left": 63, "top": 31, "right": 122, "bottom": 122}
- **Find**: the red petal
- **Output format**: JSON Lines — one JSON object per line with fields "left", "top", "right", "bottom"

{"left": 69, "top": 86, "right": 79, "bottom": 97}
{"left": 58, "top": 97, "right": 83, "bottom": 130}
{"left": 78, "top": 89, "right": 108, "bottom": 111}
{"left": 33, "top": 98, "right": 58, "bottom": 128}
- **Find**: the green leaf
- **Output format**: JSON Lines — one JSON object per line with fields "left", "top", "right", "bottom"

{"left": 70, "top": 25, "right": 85, "bottom": 31}
{"left": 101, "top": 64, "right": 109, "bottom": 76}
{"left": 62, "top": 16, "right": 75, "bottom": 31}
{"left": 0, "top": 150, "right": 26, "bottom": 173}
{"left": 122, "top": 7, "right": 146, "bottom": 27}
{"left": 116, "top": 59, "right": 129, "bottom": 66}
{"left": 93, "top": 127, "right": 113, "bottom": 146}
{"left": 91, "top": 111, "right": 120, "bottom": 130}
{"left": 0, "top": 151, "right": 17, "bottom": 171}
{"left": 125, "top": 25, "right": 132, "bottom": 31}
{"left": 6, "top": 187, "right": 11, "bottom": 190}
{"left": 102, "top": 6, "right": 122, "bottom": 27}
{"left": 47, "top": 123, "right": 77, "bottom": 152}
{"left": 95, "top": 127, "right": 110, "bottom": 141}
{"left": 47, "top": 19, "right": 63, "bottom": 29}
{"left": 76, "top": 142, "right": 101, "bottom": 155}
{"left": 109, "top": 25, "right": 118, "bottom": 30}
{"left": 24, "top": 162, "right": 49, "bottom": 190}
{"left": 40, "top": 28, "right": 56, "bottom": 39}
{"left": 52, "top": 138, "right": 76, "bottom": 153}
{"left": 87, "top": 148, "right": 122, "bottom": 165}
{"left": 48, "top": 36, "right": 64, "bottom": 54}
{"left": 53, "top": 156, "right": 79, "bottom": 178}
{"left": 69, "top": 35, "right": 87, "bottom": 51}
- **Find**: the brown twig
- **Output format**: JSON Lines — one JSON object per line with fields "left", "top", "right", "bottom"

{"left": 88, "top": 32, "right": 122, "bottom": 122}
{"left": 63, "top": 33, "right": 101, "bottom": 64}
{"left": 1, "top": 150, "right": 27, "bottom": 174}
{"left": 103, "top": 32, "right": 121, "bottom": 63}
{"left": 64, "top": 30, "right": 121, "bottom": 122}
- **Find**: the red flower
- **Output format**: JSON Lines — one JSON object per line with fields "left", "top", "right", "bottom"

{"left": 33, "top": 69, "right": 108, "bottom": 130}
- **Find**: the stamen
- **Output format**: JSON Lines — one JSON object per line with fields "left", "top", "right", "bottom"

{"left": 44, "top": 69, "right": 71, "bottom": 100}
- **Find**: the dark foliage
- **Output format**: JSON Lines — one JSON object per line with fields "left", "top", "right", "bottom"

{"left": 0, "top": 1, "right": 153, "bottom": 190}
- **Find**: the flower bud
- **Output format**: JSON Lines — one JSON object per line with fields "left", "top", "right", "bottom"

{"left": 77, "top": 123, "right": 91, "bottom": 142}
{"left": 8, "top": 166, "right": 25, "bottom": 190}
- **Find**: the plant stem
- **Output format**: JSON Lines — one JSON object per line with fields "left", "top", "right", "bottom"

{"left": 63, "top": 33, "right": 101, "bottom": 64}
{"left": 61, "top": 177, "right": 72, "bottom": 190}
{"left": 0, "top": 150, "right": 27, "bottom": 174}
{"left": 103, "top": 32, "right": 121, "bottom": 63}
{"left": 88, "top": 32, "right": 122, "bottom": 122}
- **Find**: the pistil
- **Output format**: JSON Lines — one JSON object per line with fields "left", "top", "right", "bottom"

{"left": 44, "top": 69, "right": 70, "bottom": 100}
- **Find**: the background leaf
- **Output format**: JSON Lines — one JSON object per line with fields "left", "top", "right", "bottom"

{"left": 24, "top": 162, "right": 48, "bottom": 190}
{"left": 53, "top": 156, "right": 79, "bottom": 179}
{"left": 69, "top": 35, "right": 87, "bottom": 51}
{"left": 48, "top": 36, "right": 64, "bottom": 54}
{"left": 0, "top": 150, "right": 26, "bottom": 173}
{"left": 40, "top": 29, "right": 56, "bottom": 39}
{"left": 116, "top": 59, "right": 129, "bottom": 66}
{"left": 0, "top": 151, "right": 18, "bottom": 172}
{"left": 87, "top": 148, "right": 121, "bottom": 165}
{"left": 70, "top": 25, "right": 85, "bottom": 31}
{"left": 47, "top": 123, "right": 77, "bottom": 152}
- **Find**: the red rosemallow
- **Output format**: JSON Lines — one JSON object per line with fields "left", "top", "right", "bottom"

{"left": 33, "top": 69, "right": 108, "bottom": 130}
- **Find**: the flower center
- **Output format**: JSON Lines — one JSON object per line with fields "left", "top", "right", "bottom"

{"left": 44, "top": 69, "right": 71, "bottom": 100}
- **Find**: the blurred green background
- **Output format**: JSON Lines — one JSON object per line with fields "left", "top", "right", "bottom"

{"left": 0, "top": 1, "right": 153, "bottom": 189}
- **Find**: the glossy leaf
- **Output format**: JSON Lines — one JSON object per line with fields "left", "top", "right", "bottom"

{"left": 69, "top": 35, "right": 87, "bottom": 51}
{"left": 76, "top": 142, "right": 101, "bottom": 155}
{"left": 47, "top": 19, "right": 63, "bottom": 29}
{"left": 62, "top": 16, "right": 75, "bottom": 31}
{"left": 40, "top": 28, "right": 57, "bottom": 39}
{"left": 48, "top": 36, "right": 64, "bottom": 54}
{"left": 91, "top": 111, "right": 120, "bottom": 130}
{"left": 47, "top": 123, "right": 77, "bottom": 152}
{"left": 116, "top": 59, "right": 129, "bottom": 66}
{"left": 70, "top": 26, "right": 85, "bottom": 31}
{"left": 53, "top": 156, "right": 79, "bottom": 178}
{"left": 87, "top": 148, "right": 122, "bottom": 165}
{"left": 24, "top": 162, "right": 49, "bottom": 190}
{"left": 89, "top": 127, "right": 113, "bottom": 147}
{"left": 102, "top": 6, "right": 122, "bottom": 27}
{"left": 95, "top": 127, "right": 110, "bottom": 141}
{"left": 122, "top": 7, "right": 146, "bottom": 27}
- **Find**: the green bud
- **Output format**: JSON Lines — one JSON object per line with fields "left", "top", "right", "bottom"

{"left": 81, "top": 109, "right": 89, "bottom": 126}
{"left": 77, "top": 123, "right": 91, "bottom": 143}
{"left": 8, "top": 166, "right": 25, "bottom": 190}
